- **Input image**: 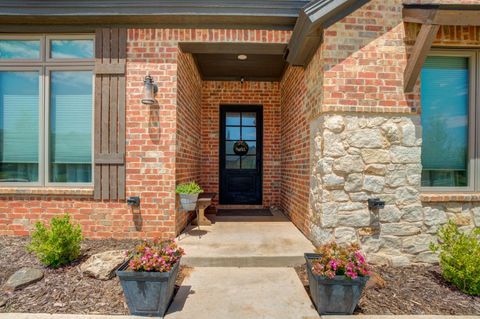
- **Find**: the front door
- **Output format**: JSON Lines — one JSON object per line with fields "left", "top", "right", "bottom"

{"left": 220, "top": 105, "right": 262, "bottom": 205}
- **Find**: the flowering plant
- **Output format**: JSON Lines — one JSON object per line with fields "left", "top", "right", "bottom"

{"left": 127, "top": 239, "right": 185, "bottom": 272}
{"left": 311, "top": 242, "right": 370, "bottom": 280}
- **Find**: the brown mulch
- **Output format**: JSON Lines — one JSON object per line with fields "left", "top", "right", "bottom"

{"left": 295, "top": 263, "right": 480, "bottom": 315}
{"left": 0, "top": 236, "right": 192, "bottom": 315}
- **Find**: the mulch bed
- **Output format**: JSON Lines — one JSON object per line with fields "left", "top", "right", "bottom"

{"left": 295, "top": 263, "right": 480, "bottom": 315}
{"left": 0, "top": 236, "right": 192, "bottom": 315}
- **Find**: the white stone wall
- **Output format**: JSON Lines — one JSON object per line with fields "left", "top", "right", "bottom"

{"left": 308, "top": 113, "right": 479, "bottom": 265}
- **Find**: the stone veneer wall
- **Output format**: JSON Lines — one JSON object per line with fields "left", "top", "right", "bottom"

{"left": 304, "top": 0, "right": 480, "bottom": 264}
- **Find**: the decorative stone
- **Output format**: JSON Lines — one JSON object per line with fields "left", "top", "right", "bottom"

{"left": 472, "top": 207, "right": 480, "bottom": 227}
{"left": 338, "top": 202, "right": 365, "bottom": 211}
{"left": 381, "top": 122, "right": 401, "bottom": 144}
{"left": 324, "top": 115, "right": 345, "bottom": 133}
{"left": 390, "top": 146, "right": 420, "bottom": 164}
{"left": 323, "top": 174, "right": 345, "bottom": 189}
{"left": 321, "top": 203, "right": 338, "bottom": 228}
{"left": 347, "top": 129, "right": 384, "bottom": 148}
{"left": 365, "top": 164, "right": 386, "bottom": 176}
{"left": 332, "top": 155, "right": 364, "bottom": 174}
{"left": 379, "top": 205, "right": 402, "bottom": 223}
{"left": 401, "top": 205, "right": 423, "bottom": 222}
{"left": 344, "top": 174, "right": 363, "bottom": 192}
{"left": 395, "top": 187, "right": 419, "bottom": 205}
{"left": 349, "top": 192, "right": 368, "bottom": 202}
{"left": 388, "top": 255, "right": 411, "bottom": 267}
{"left": 362, "top": 175, "right": 385, "bottom": 193}
{"left": 80, "top": 250, "right": 127, "bottom": 280}
{"left": 402, "top": 234, "right": 434, "bottom": 254}
{"left": 381, "top": 223, "right": 422, "bottom": 236}
{"left": 324, "top": 131, "right": 346, "bottom": 157}
{"left": 381, "top": 235, "right": 402, "bottom": 250}
{"left": 415, "top": 252, "right": 439, "bottom": 264}
{"left": 453, "top": 213, "right": 472, "bottom": 226}
{"left": 311, "top": 225, "right": 334, "bottom": 246}
{"left": 331, "top": 190, "right": 349, "bottom": 202}
{"left": 361, "top": 149, "right": 390, "bottom": 164}
{"left": 318, "top": 158, "right": 333, "bottom": 175}
{"left": 385, "top": 168, "right": 407, "bottom": 187}
{"left": 335, "top": 227, "right": 357, "bottom": 244}
{"left": 400, "top": 122, "right": 417, "bottom": 146}
{"left": 423, "top": 207, "right": 448, "bottom": 227}
{"left": 3, "top": 267, "right": 44, "bottom": 291}
{"left": 337, "top": 210, "right": 371, "bottom": 227}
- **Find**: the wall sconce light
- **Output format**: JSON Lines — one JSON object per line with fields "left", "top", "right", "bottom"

{"left": 141, "top": 75, "right": 158, "bottom": 105}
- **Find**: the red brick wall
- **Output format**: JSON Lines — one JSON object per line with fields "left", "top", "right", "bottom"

{"left": 175, "top": 51, "right": 202, "bottom": 232}
{"left": 279, "top": 66, "right": 310, "bottom": 236}
{"left": 0, "top": 28, "right": 290, "bottom": 238}
{"left": 200, "top": 81, "right": 281, "bottom": 207}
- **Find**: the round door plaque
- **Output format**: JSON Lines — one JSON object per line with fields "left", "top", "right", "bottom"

{"left": 233, "top": 140, "right": 249, "bottom": 156}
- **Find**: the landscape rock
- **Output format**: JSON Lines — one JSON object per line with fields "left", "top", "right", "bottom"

{"left": 80, "top": 250, "right": 126, "bottom": 280}
{"left": 3, "top": 267, "right": 44, "bottom": 291}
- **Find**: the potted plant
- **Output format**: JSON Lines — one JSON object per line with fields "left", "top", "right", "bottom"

{"left": 117, "top": 239, "right": 184, "bottom": 317}
{"left": 305, "top": 242, "right": 370, "bottom": 315}
{"left": 175, "top": 181, "right": 203, "bottom": 211}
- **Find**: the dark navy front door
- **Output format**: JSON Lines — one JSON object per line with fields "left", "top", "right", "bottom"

{"left": 219, "top": 105, "right": 262, "bottom": 205}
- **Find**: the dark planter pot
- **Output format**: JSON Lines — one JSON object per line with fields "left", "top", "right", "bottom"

{"left": 116, "top": 259, "right": 180, "bottom": 317}
{"left": 305, "top": 253, "right": 368, "bottom": 315}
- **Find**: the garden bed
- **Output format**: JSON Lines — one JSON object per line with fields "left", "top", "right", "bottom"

{"left": 0, "top": 236, "right": 191, "bottom": 315}
{"left": 296, "top": 263, "right": 480, "bottom": 315}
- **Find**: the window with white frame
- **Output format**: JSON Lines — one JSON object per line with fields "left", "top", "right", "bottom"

{"left": 421, "top": 51, "right": 475, "bottom": 191}
{"left": 0, "top": 35, "right": 94, "bottom": 186}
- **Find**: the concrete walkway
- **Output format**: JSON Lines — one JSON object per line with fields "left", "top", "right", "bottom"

{"left": 1, "top": 314, "right": 478, "bottom": 318}
{"left": 166, "top": 267, "right": 319, "bottom": 319}
{"left": 178, "top": 210, "right": 315, "bottom": 267}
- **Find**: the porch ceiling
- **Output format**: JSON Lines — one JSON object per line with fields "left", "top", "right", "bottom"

{"left": 180, "top": 42, "right": 287, "bottom": 81}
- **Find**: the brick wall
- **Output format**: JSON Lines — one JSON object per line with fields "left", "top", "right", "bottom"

{"left": 175, "top": 51, "right": 202, "bottom": 233}
{"left": 0, "top": 28, "right": 290, "bottom": 238}
{"left": 279, "top": 66, "right": 310, "bottom": 237}
{"left": 200, "top": 81, "right": 281, "bottom": 207}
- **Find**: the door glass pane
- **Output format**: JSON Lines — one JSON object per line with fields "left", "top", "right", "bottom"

{"left": 226, "top": 127, "right": 240, "bottom": 140}
{"left": 226, "top": 141, "right": 236, "bottom": 155}
{"left": 421, "top": 56, "right": 469, "bottom": 187}
{"left": 0, "top": 71, "right": 39, "bottom": 182}
{"left": 50, "top": 39, "right": 94, "bottom": 59}
{"left": 241, "top": 156, "right": 256, "bottom": 169}
{"left": 226, "top": 156, "right": 240, "bottom": 169}
{"left": 0, "top": 40, "right": 40, "bottom": 60}
{"left": 225, "top": 112, "right": 240, "bottom": 126}
{"left": 246, "top": 141, "right": 256, "bottom": 155}
{"left": 242, "top": 127, "right": 256, "bottom": 140}
{"left": 49, "top": 71, "right": 93, "bottom": 183}
{"left": 242, "top": 112, "right": 256, "bottom": 126}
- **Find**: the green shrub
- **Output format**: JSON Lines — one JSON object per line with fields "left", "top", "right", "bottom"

{"left": 175, "top": 181, "right": 203, "bottom": 195}
{"left": 28, "top": 214, "right": 83, "bottom": 268}
{"left": 430, "top": 220, "right": 480, "bottom": 296}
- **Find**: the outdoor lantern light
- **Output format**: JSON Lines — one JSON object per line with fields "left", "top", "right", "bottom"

{"left": 141, "top": 75, "right": 158, "bottom": 105}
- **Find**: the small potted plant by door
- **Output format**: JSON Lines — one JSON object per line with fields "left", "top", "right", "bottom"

{"left": 305, "top": 242, "right": 370, "bottom": 315}
{"left": 117, "top": 239, "right": 184, "bottom": 317}
{"left": 176, "top": 181, "right": 203, "bottom": 211}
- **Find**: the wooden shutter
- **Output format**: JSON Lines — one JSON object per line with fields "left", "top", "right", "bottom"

{"left": 94, "top": 28, "right": 126, "bottom": 200}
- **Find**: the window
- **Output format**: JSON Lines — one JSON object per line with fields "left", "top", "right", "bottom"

{"left": 421, "top": 51, "right": 475, "bottom": 190}
{"left": 0, "top": 35, "right": 94, "bottom": 186}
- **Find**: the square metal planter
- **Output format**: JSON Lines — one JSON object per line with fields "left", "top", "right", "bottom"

{"left": 305, "top": 253, "right": 368, "bottom": 315}
{"left": 116, "top": 259, "right": 180, "bottom": 317}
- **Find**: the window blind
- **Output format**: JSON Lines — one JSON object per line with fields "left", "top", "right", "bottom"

{"left": 421, "top": 56, "right": 469, "bottom": 171}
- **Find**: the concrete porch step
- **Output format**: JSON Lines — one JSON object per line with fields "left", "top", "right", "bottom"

{"left": 177, "top": 212, "right": 315, "bottom": 267}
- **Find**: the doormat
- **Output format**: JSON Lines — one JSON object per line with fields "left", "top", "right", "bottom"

{"left": 216, "top": 209, "right": 273, "bottom": 217}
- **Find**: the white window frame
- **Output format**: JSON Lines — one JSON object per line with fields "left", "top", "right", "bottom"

{"left": 0, "top": 34, "right": 95, "bottom": 187}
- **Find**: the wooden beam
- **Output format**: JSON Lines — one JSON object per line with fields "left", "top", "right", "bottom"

{"left": 404, "top": 7, "right": 480, "bottom": 26}
{"left": 404, "top": 24, "right": 440, "bottom": 93}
